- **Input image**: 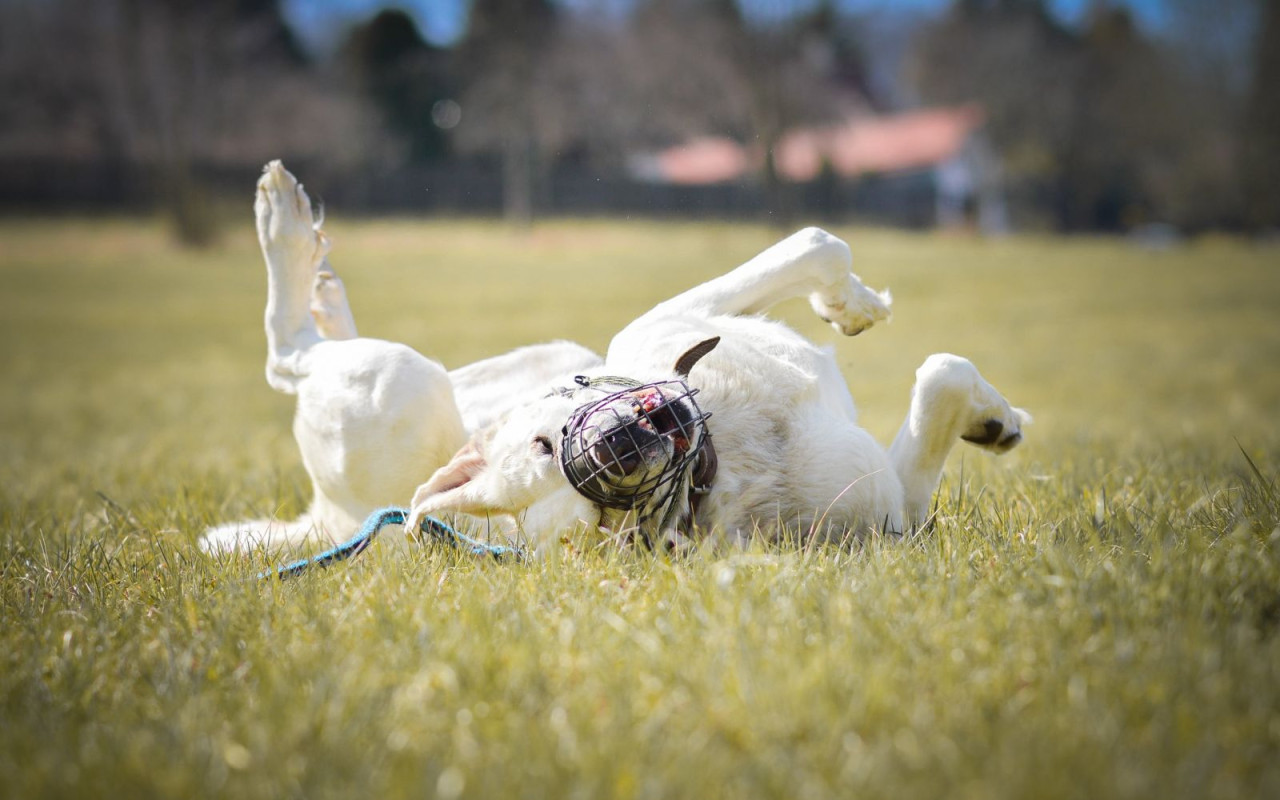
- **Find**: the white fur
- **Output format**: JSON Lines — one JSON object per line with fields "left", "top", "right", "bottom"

{"left": 203, "top": 161, "right": 1027, "bottom": 554}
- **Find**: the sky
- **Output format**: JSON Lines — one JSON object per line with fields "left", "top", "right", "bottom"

{"left": 281, "top": 0, "right": 1171, "bottom": 52}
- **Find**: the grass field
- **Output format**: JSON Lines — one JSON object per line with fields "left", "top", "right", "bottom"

{"left": 1, "top": 216, "right": 1278, "bottom": 799}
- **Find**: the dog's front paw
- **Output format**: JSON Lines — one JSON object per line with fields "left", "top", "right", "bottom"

{"left": 914, "top": 353, "right": 1029, "bottom": 455}
{"left": 961, "top": 407, "right": 1031, "bottom": 454}
{"left": 810, "top": 275, "right": 892, "bottom": 336}
{"left": 956, "top": 364, "right": 1029, "bottom": 454}
{"left": 255, "top": 160, "right": 329, "bottom": 270}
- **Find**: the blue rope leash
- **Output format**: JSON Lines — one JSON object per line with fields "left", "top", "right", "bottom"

{"left": 260, "top": 506, "right": 521, "bottom": 580}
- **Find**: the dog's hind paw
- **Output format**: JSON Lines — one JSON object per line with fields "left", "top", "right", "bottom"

{"left": 311, "top": 269, "right": 358, "bottom": 340}
{"left": 255, "top": 160, "right": 330, "bottom": 272}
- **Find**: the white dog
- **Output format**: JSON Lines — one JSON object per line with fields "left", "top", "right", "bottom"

{"left": 202, "top": 161, "right": 1026, "bottom": 554}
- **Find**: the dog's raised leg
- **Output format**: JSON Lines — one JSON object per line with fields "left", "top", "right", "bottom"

{"left": 254, "top": 159, "right": 356, "bottom": 342}
{"left": 619, "top": 227, "right": 891, "bottom": 339}
{"left": 888, "top": 354, "right": 1029, "bottom": 530}
{"left": 257, "top": 160, "right": 329, "bottom": 393}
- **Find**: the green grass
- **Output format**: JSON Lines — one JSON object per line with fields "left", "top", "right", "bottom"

{"left": 1, "top": 217, "right": 1278, "bottom": 799}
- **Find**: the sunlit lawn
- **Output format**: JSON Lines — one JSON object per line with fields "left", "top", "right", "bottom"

{"left": 1, "top": 215, "right": 1277, "bottom": 799}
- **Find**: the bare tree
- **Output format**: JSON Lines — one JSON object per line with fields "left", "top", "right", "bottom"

{"left": 0, "top": 0, "right": 371, "bottom": 244}
{"left": 622, "top": 0, "right": 870, "bottom": 224}
{"left": 1057, "top": 7, "right": 1186, "bottom": 229}
{"left": 911, "top": 0, "right": 1273, "bottom": 232}
{"left": 452, "top": 0, "right": 558, "bottom": 224}
{"left": 911, "top": 0, "right": 1079, "bottom": 226}
{"left": 1239, "top": 0, "right": 1280, "bottom": 229}
{"left": 338, "top": 9, "right": 456, "bottom": 166}
{"left": 735, "top": 0, "right": 876, "bottom": 224}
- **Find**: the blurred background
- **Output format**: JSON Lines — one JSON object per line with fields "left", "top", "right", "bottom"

{"left": 0, "top": 0, "right": 1274, "bottom": 244}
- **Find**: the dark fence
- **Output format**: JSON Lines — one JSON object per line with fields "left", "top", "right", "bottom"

{"left": 0, "top": 157, "right": 941, "bottom": 227}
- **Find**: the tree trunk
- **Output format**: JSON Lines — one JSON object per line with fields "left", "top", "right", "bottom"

{"left": 502, "top": 134, "right": 534, "bottom": 226}
{"left": 761, "top": 140, "right": 794, "bottom": 231}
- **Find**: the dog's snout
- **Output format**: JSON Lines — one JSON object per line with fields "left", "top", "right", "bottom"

{"left": 592, "top": 434, "right": 641, "bottom": 476}
{"left": 591, "top": 424, "right": 660, "bottom": 478}
{"left": 560, "top": 378, "right": 711, "bottom": 513}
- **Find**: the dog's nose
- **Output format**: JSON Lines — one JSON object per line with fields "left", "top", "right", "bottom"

{"left": 593, "top": 432, "right": 642, "bottom": 476}
{"left": 592, "top": 426, "right": 657, "bottom": 477}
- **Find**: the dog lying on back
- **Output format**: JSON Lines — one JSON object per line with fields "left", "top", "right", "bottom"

{"left": 202, "top": 162, "right": 1026, "bottom": 554}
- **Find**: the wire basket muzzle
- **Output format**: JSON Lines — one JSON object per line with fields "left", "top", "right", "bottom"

{"left": 558, "top": 379, "right": 710, "bottom": 511}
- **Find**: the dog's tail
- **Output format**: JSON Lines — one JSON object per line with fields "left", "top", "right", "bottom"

{"left": 200, "top": 512, "right": 335, "bottom": 555}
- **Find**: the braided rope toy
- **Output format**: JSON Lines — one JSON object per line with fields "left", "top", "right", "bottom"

{"left": 260, "top": 506, "right": 521, "bottom": 580}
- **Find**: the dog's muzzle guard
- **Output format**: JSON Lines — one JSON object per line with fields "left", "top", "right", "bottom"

{"left": 558, "top": 376, "right": 713, "bottom": 526}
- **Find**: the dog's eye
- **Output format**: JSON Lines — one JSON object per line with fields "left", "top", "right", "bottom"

{"left": 533, "top": 435, "right": 554, "bottom": 456}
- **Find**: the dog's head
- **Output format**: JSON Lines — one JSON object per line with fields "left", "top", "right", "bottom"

{"left": 409, "top": 338, "right": 719, "bottom": 546}
{"left": 560, "top": 376, "right": 709, "bottom": 511}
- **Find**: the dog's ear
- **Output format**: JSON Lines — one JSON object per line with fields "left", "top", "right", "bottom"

{"left": 409, "top": 439, "right": 502, "bottom": 516}
{"left": 673, "top": 337, "right": 720, "bottom": 377}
